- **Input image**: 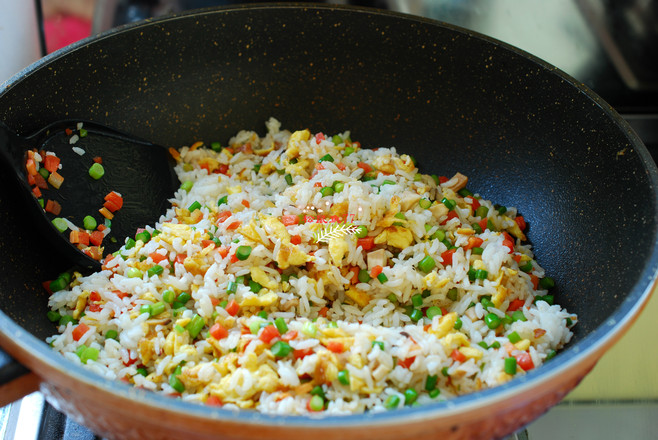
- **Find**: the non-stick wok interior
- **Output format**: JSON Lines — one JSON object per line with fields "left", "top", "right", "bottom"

{"left": 0, "top": 4, "right": 656, "bottom": 384}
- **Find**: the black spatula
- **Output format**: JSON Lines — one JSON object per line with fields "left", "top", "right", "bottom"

{"left": 0, "top": 120, "right": 179, "bottom": 272}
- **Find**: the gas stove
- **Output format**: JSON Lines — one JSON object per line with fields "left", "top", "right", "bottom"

{"left": 1, "top": 1, "right": 656, "bottom": 439}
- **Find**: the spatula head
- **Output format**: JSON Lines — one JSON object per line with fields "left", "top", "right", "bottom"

{"left": 23, "top": 121, "right": 179, "bottom": 271}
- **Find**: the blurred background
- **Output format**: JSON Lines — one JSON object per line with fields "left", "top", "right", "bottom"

{"left": 1, "top": 1, "right": 657, "bottom": 439}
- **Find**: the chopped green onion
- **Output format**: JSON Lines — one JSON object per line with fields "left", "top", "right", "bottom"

{"left": 447, "top": 288, "right": 459, "bottom": 301}
{"left": 58, "top": 315, "right": 76, "bottom": 327}
{"left": 169, "top": 374, "right": 185, "bottom": 393}
{"left": 508, "top": 331, "right": 521, "bottom": 344}
{"left": 418, "top": 255, "right": 436, "bottom": 273}
{"left": 429, "top": 388, "right": 441, "bottom": 398}
{"left": 186, "top": 314, "right": 205, "bottom": 339}
{"left": 302, "top": 321, "right": 317, "bottom": 337}
{"left": 126, "top": 267, "right": 143, "bottom": 278}
{"left": 319, "top": 154, "right": 334, "bottom": 162}
{"left": 358, "top": 269, "right": 371, "bottom": 283}
{"left": 285, "top": 174, "right": 293, "bottom": 185}
{"left": 539, "top": 277, "right": 555, "bottom": 289}
{"left": 343, "top": 146, "right": 355, "bottom": 156}
{"left": 475, "top": 269, "right": 488, "bottom": 280}
{"left": 430, "top": 229, "right": 446, "bottom": 241}
{"left": 236, "top": 245, "right": 252, "bottom": 261}
{"left": 210, "top": 141, "right": 222, "bottom": 151}
{"left": 79, "top": 128, "right": 88, "bottom": 137}
{"left": 377, "top": 273, "right": 388, "bottom": 283}
{"left": 125, "top": 237, "right": 136, "bottom": 249}
{"left": 88, "top": 163, "right": 105, "bottom": 180}
{"left": 135, "top": 230, "right": 151, "bottom": 243}
{"left": 38, "top": 167, "right": 50, "bottom": 179}
{"left": 471, "top": 247, "right": 484, "bottom": 255}
{"left": 332, "top": 135, "right": 342, "bottom": 144}
{"left": 419, "top": 198, "right": 432, "bottom": 209}
{"left": 332, "top": 181, "right": 345, "bottom": 193}
{"left": 226, "top": 281, "right": 237, "bottom": 294}
{"left": 475, "top": 206, "right": 489, "bottom": 218}
{"left": 46, "top": 311, "right": 61, "bottom": 322}
{"left": 478, "top": 341, "right": 489, "bottom": 349}
{"left": 52, "top": 218, "right": 68, "bottom": 233}
{"left": 411, "top": 294, "right": 423, "bottom": 308}
{"left": 150, "top": 301, "right": 166, "bottom": 317}
{"left": 519, "top": 261, "right": 533, "bottom": 273}
{"left": 309, "top": 394, "right": 324, "bottom": 411}
{"left": 274, "top": 317, "right": 288, "bottom": 334}
{"left": 320, "top": 186, "right": 334, "bottom": 197}
{"left": 425, "top": 306, "right": 442, "bottom": 320}
{"left": 105, "top": 329, "right": 118, "bottom": 340}
{"left": 430, "top": 174, "right": 440, "bottom": 185}
{"left": 441, "top": 198, "right": 457, "bottom": 210}
{"left": 83, "top": 215, "right": 97, "bottom": 231}
{"left": 372, "top": 340, "right": 385, "bottom": 351}
{"left": 188, "top": 201, "right": 201, "bottom": 212}
{"left": 180, "top": 180, "right": 194, "bottom": 192}
{"left": 257, "top": 310, "right": 268, "bottom": 319}
{"left": 217, "top": 195, "right": 228, "bottom": 206}
{"left": 139, "top": 304, "right": 152, "bottom": 316}
{"left": 49, "top": 276, "right": 69, "bottom": 292}
{"left": 409, "top": 308, "right": 423, "bottom": 322}
{"left": 271, "top": 340, "right": 292, "bottom": 358}
{"left": 425, "top": 374, "right": 438, "bottom": 391}
{"left": 511, "top": 310, "right": 527, "bottom": 322}
{"left": 471, "top": 223, "right": 483, "bottom": 234}
{"left": 496, "top": 205, "right": 507, "bottom": 215}
{"left": 454, "top": 317, "right": 463, "bottom": 330}
{"left": 441, "top": 366, "right": 450, "bottom": 377}
{"left": 458, "top": 188, "right": 473, "bottom": 197}
{"left": 249, "top": 280, "right": 262, "bottom": 293}
{"left": 545, "top": 349, "right": 557, "bottom": 361}
{"left": 147, "top": 265, "right": 164, "bottom": 278}
{"left": 481, "top": 296, "right": 494, "bottom": 310}
{"left": 136, "top": 367, "right": 148, "bottom": 377}
{"left": 504, "top": 357, "right": 517, "bottom": 375}
{"left": 176, "top": 292, "right": 191, "bottom": 304}
{"left": 80, "top": 346, "right": 99, "bottom": 364}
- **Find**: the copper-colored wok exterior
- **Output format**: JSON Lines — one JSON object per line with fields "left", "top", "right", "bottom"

{"left": 1, "top": 5, "right": 657, "bottom": 440}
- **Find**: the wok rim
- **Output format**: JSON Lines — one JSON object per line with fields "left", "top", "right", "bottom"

{"left": 1, "top": 2, "right": 657, "bottom": 430}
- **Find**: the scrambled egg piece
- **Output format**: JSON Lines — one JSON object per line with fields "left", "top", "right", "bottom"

{"left": 374, "top": 225, "right": 414, "bottom": 249}
{"left": 286, "top": 129, "right": 311, "bottom": 159}
{"left": 345, "top": 286, "right": 371, "bottom": 307}
{"left": 240, "top": 291, "right": 279, "bottom": 307}
{"left": 328, "top": 236, "right": 349, "bottom": 265}
{"left": 430, "top": 312, "right": 458, "bottom": 339}
{"left": 423, "top": 272, "right": 449, "bottom": 290}
{"left": 250, "top": 267, "right": 279, "bottom": 290}
{"left": 503, "top": 215, "right": 527, "bottom": 241}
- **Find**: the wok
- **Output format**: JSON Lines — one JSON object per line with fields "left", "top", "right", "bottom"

{"left": 0, "top": 4, "right": 656, "bottom": 440}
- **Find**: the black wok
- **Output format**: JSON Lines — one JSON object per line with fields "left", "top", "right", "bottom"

{"left": 0, "top": 4, "right": 656, "bottom": 440}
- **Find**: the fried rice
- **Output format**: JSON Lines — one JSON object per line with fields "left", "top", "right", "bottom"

{"left": 46, "top": 118, "right": 576, "bottom": 414}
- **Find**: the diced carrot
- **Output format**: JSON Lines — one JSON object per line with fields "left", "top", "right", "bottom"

{"left": 175, "top": 254, "right": 186, "bottom": 265}
{"left": 290, "top": 235, "right": 302, "bottom": 245}
{"left": 313, "top": 182, "right": 323, "bottom": 187}
{"left": 45, "top": 199, "right": 62, "bottom": 215}
{"left": 168, "top": 147, "right": 180, "bottom": 160}
{"left": 28, "top": 173, "right": 36, "bottom": 186}
{"left": 34, "top": 173, "right": 48, "bottom": 189}
{"left": 70, "top": 230, "right": 90, "bottom": 246}
{"left": 315, "top": 163, "right": 325, "bottom": 171}
{"left": 515, "top": 216, "right": 526, "bottom": 231}
{"left": 293, "top": 347, "right": 314, "bottom": 360}
{"left": 259, "top": 325, "right": 281, "bottom": 344}
{"left": 190, "top": 141, "right": 203, "bottom": 151}
{"left": 348, "top": 266, "right": 360, "bottom": 284}
{"left": 47, "top": 171, "right": 64, "bottom": 189}
{"left": 325, "top": 340, "right": 344, "bottom": 353}
{"left": 241, "top": 199, "right": 250, "bottom": 208}
{"left": 356, "top": 162, "right": 372, "bottom": 173}
{"left": 451, "top": 348, "right": 466, "bottom": 363}
{"left": 336, "top": 162, "right": 346, "bottom": 171}
{"left": 478, "top": 218, "right": 488, "bottom": 232}
{"left": 441, "top": 248, "right": 456, "bottom": 266}
{"left": 201, "top": 239, "right": 216, "bottom": 249}
{"left": 104, "top": 191, "right": 123, "bottom": 210}
{"left": 281, "top": 215, "right": 299, "bottom": 226}
{"left": 508, "top": 299, "right": 526, "bottom": 312}
{"left": 398, "top": 356, "right": 416, "bottom": 369}
{"left": 209, "top": 323, "right": 228, "bottom": 340}
{"left": 226, "top": 221, "right": 241, "bottom": 230}
{"left": 103, "top": 200, "right": 121, "bottom": 213}
{"left": 225, "top": 299, "right": 239, "bottom": 316}
{"left": 97, "top": 224, "right": 107, "bottom": 232}
{"left": 530, "top": 274, "right": 539, "bottom": 290}
{"left": 357, "top": 237, "right": 374, "bottom": 251}
{"left": 439, "top": 176, "right": 449, "bottom": 184}
{"left": 89, "top": 230, "right": 104, "bottom": 246}
{"left": 463, "top": 236, "right": 484, "bottom": 251}
{"left": 72, "top": 323, "right": 90, "bottom": 341}
{"left": 217, "top": 164, "right": 229, "bottom": 175}
{"left": 32, "top": 186, "right": 42, "bottom": 198}
{"left": 370, "top": 265, "right": 383, "bottom": 278}
{"left": 216, "top": 210, "right": 232, "bottom": 223}
{"left": 93, "top": 156, "right": 103, "bottom": 164}
{"left": 205, "top": 396, "right": 223, "bottom": 406}
{"left": 218, "top": 246, "right": 230, "bottom": 258}
{"left": 65, "top": 128, "right": 73, "bottom": 136}
{"left": 318, "top": 306, "right": 329, "bottom": 317}
{"left": 43, "top": 155, "right": 60, "bottom": 173}
{"left": 89, "top": 291, "right": 102, "bottom": 302}
{"left": 99, "top": 207, "right": 114, "bottom": 219}
{"left": 25, "top": 158, "right": 37, "bottom": 176}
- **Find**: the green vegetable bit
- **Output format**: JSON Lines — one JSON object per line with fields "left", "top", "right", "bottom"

{"left": 404, "top": 388, "right": 418, "bottom": 405}
{"left": 504, "top": 357, "right": 517, "bottom": 375}
{"left": 320, "top": 186, "right": 334, "bottom": 197}
{"left": 377, "top": 273, "right": 388, "bottom": 283}
{"left": 169, "top": 374, "right": 185, "bottom": 393}
{"left": 271, "top": 340, "right": 292, "bottom": 358}
{"left": 147, "top": 265, "right": 164, "bottom": 278}
{"left": 188, "top": 201, "right": 202, "bottom": 212}
{"left": 418, "top": 255, "right": 436, "bottom": 273}
{"left": 425, "top": 306, "right": 442, "bottom": 320}
{"left": 180, "top": 180, "right": 194, "bottom": 192}
{"left": 274, "top": 317, "right": 288, "bottom": 334}
{"left": 309, "top": 394, "right": 324, "bottom": 411}
{"left": 354, "top": 225, "right": 368, "bottom": 238}
{"left": 411, "top": 293, "right": 423, "bottom": 308}
{"left": 508, "top": 331, "right": 521, "bottom": 344}
{"left": 419, "top": 198, "right": 432, "bottom": 209}
{"left": 83, "top": 215, "right": 97, "bottom": 231}
{"left": 358, "top": 269, "right": 371, "bottom": 283}
{"left": 484, "top": 313, "right": 502, "bottom": 329}
{"left": 162, "top": 289, "right": 175, "bottom": 304}
{"left": 46, "top": 310, "right": 61, "bottom": 322}
{"left": 105, "top": 329, "right": 118, "bottom": 340}
{"left": 425, "top": 374, "right": 438, "bottom": 391}
{"left": 383, "top": 395, "right": 400, "bottom": 410}
{"left": 88, "top": 162, "right": 105, "bottom": 180}
{"left": 319, "top": 153, "right": 334, "bottom": 162}
{"left": 338, "top": 369, "right": 350, "bottom": 385}
{"left": 52, "top": 218, "right": 68, "bottom": 233}
{"left": 186, "top": 314, "right": 205, "bottom": 339}
{"left": 236, "top": 245, "right": 252, "bottom": 261}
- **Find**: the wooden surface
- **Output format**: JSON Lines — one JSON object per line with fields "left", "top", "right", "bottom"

{"left": 566, "top": 284, "right": 658, "bottom": 400}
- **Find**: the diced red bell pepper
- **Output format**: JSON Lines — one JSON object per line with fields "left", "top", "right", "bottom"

{"left": 325, "top": 340, "right": 344, "bottom": 353}
{"left": 515, "top": 215, "right": 526, "bottom": 231}
{"left": 70, "top": 230, "right": 90, "bottom": 246}
{"left": 463, "top": 236, "right": 484, "bottom": 251}
{"left": 89, "top": 230, "right": 104, "bottom": 246}
{"left": 293, "top": 347, "right": 314, "bottom": 360}
{"left": 508, "top": 299, "right": 526, "bottom": 312}
{"left": 226, "top": 221, "right": 241, "bottom": 230}
{"left": 478, "top": 218, "right": 488, "bottom": 232}
{"left": 398, "top": 356, "right": 416, "bottom": 369}
{"left": 370, "top": 265, "right": 383, "bottom": 278}
{"left": 357, "top": 162, "right": 372, "bottom": 173}
{"left": 25, "top": 158, "right": 37, "bottom": 176}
